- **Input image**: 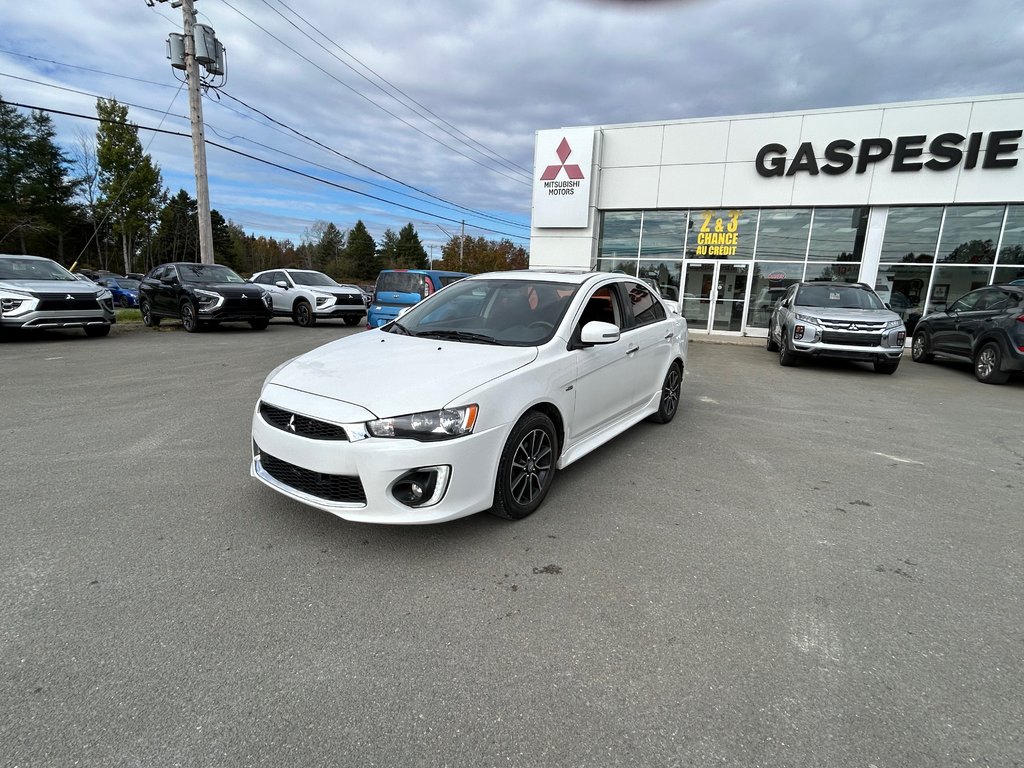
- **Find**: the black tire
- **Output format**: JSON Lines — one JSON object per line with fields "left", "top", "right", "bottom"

{"left": 180, "top": 301, "right": 201, "bottom": 333}
{"left": 778, "top": 328, "right": 797, "bottom": 367}
{"left": 490, "top": 412, "right": 558, "bottom": 521}
{"left": 117, "top": 295, "right": 131, "bottom": 308}
{"left": 140, "top": 300, "right": 160, "bottom": 327}
{"left": 974, "top": 341, "right": 1010, "bottom": 384}
{"left": 292, "top": 300, "right": 315, "bottom": 327}
{"left": 911, "top": 331, "right": 933, "bottom": 363}
{"left": 874, "top": 359, "right": 900, "bottom": 375}
{"left": 647, "top": 362, "right": 682, "bottom": 424}
{"left": 344, "top": 316, "right": 362, "bottom": 326}
{"left": 766, "top": 320, "right": 779, "bottom": 352}
{"left": 84, "top": 324, "right": 110, "bottom": 338}
{"left": 249, "top": 318, "right": 270, "bottom": 330}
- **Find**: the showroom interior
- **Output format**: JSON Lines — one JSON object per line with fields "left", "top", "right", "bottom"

{"left": 528, "top": 94, "right": 1024, "bottom": 336}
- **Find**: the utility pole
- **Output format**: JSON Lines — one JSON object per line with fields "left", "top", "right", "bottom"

{"left": 181, "top": 0, "right": 214, "bottom": 263}
{"left": 156, "top": 0, "right": 223, "bottom": 264}
{"left": 460, "top": 219, "right": 465, "bottom": 270}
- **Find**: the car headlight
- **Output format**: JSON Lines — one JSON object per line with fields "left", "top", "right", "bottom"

{"left": 1, "top": 288, "right": 36, "bottom": 316}
{"left": 366, "top": 404, "right": 479, "bottom": 441}
{"left": 884, "top": 318, "right": 903, "bottom": 330}
{"left": 195, "top": 288, "right": 224, "bottom": 311}
{"left": 794, "top": 313, "right": 821, "bottom": 325}
{"left": 261, "top": 290, "right": 272, "bottom": 308}
{"left": 97, "top": 289, "right": 113, "bottom": 301}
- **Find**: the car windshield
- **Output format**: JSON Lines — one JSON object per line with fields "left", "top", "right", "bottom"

{"left": 178, "top": 264, "right": 245, "bottom": 284}
{"left": 795, "top": 284, "right": 884, "bottom": 310}
{"left": 289, "top": 271, "right": 337, "bottom": 287}
{"left": 388, "top": 278, "right": 578, "bottom": 346}
{"left": 0, "top": 257, "right": 77, "bottom": 281}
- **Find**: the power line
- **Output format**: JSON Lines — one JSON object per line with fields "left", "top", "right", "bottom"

{"left": 216, "top": 0, "right": 531, "bottom": 188}
{"left": 259, "top": 0, "right": 532, "bottom": 180}
{"left": 1, "top": 99, "right": 530, "bottom": 242}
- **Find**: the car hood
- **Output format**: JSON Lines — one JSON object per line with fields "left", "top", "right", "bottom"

{"left": 1, "top": 279, "right": 105, "bottom": 296}
{"left": 268, "top": 330, "right": 538, "bottom": 417}
{"left": 189, "top": 282, "right": 261, "bottom": 296}
{"left": 795, "top": 307, "right": 903, "bottom": 324}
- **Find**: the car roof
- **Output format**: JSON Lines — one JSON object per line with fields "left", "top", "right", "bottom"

{"left": 0, "top": 254, "right": 52, "bottom": 262}
{"left": 465, "top": 269, "right": 613, "bottom": 287}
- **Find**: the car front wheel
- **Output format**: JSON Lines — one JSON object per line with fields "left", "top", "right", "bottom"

{"left": 491, "top": 411, "right": 558, "bottom": 520}
{"left": 974, "top": 341, "right": 1010, "bottom": 384}
{"left": 778, "top": 329, "right": 797, "bottom": 366}
{"left": 292, "top": 300, "right": 315, "bottom": 327}
{"left": 874, "top": 359, "right": 900, "bottom": 375}
{"left": 140, "top": 300, "right": 159, "bottom": 327}
{"left": 180, "top": 301, "right": 201, "bottom": 333}
{"left": 766, "top": 320, "right": 779, "bottom": 352}
{"left": 911, "top": 331, "right": 933, "bottom": 363}
{"left": 647, "top": 362, "right": 682, "bottom": 424}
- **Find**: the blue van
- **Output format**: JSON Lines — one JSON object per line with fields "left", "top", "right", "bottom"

{"left": 367, "top": 269, "right": 470, "bottom": 328}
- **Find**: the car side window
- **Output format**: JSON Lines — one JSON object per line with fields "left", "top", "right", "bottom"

{"left": 254, "top": 273, "right": 272, "bottom": 285}
{"left": 948, "top": 291, "right": 984, "bottom": 313}
{"left": 975, "top": 290, "right": 1010, "bottom": 311}
{"left": 621, "top": 281, "right": 666, "bottom": 327}
{"left": 578, "top": 286, "right": 621, "bottom": 329}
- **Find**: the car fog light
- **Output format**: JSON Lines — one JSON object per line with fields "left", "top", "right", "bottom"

{"left": 794, "top": 324, "right": 805, "bottom": 340}
{"left": 897, "top": 331, "right": 906, "bottom": 346}
{"left": 391, "top": 466, "right": 450, "bottom": 508}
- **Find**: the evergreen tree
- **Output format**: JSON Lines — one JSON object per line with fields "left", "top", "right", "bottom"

{"left": 152, "top": 189, "right": 198, "bottom": 263}
{"left": 317, "top": 222, "right": 346, "bottom": 277}
{"left": 395, "top": 222, "right": 428, "bottom": 269}
{"left": 95, "top": 98, "right": 163, "bottom": 274}
{"left": 210, "top": 209, "right": 235, "bottom": 266}
{"left": 345, "top": 220, "right": 380, "bottom": 280}
{"left": 377, "top": 228, "right": 400, "bottom": 268}
{"left": 0, "top": 96, "right": 31, "bottom": 252}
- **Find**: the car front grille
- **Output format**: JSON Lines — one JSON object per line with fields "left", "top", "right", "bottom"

{"left": 35, "top": 293, "right": 102, "bottom": 311}
{"left": 259, "top": 449, "right": 366, "bottom": 504}
{"left": 820, "top": 331, "right": 882, "bottom": 347}
{"left": 259, "top": 402, "right": 349, "bottom": 441}
{"left": 331, "top": 292, "right": 362, "bottom": 304}
{"left": 222, "top": 295, "right": 267, "bottom": 312}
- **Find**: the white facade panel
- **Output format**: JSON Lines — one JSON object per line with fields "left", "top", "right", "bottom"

{"left": 867, "top": 163, "right": 962, "bottom": 205}
{"left": 529, "top": 232, "right": 597, "bottom": 268}
{"left": 790, "top": 166, "right": 875, "bottom": 206}
{"left": 662, "top": 121, "right": 730, "bottom": 165}
{"left": 797, "top": 108, "right": 884, "bottom": 146}
{"left": 878, "top": 101, "right": 973, "bottom": 138}
{"left": 726, "top": 116, "right": 804, "bottom": 162}
{"left": 721, "top": 162, "right": 794, "bottom": 207}
{"left": 601, "top": 126, "right": 664, "bottom": 168}
{"left": 598, "top": 166, "right": 661, "bottom": 210}
{"left": 657, "top": 164, "right": 726, "bottom": 208}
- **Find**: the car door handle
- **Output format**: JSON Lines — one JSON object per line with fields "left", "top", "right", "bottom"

{"left": 626, "top": 344, "right": 640, "bottom": 355}
{"left": 664, "top": 332, "right": 674, "bottom": 340}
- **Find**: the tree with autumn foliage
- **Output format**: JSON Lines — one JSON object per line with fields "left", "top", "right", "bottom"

{"left": 436, "top": 236, "right": 528, "bottom": 274}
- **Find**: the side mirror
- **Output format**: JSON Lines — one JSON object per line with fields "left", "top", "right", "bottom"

{"left": 580, "top": 320, "right": 620, "bottom": 346}
{"left": 160, "top": 275, "right": 177, "bottom": 285}
{"left": 275, "top": 281, "right": 288, "bottom": 289}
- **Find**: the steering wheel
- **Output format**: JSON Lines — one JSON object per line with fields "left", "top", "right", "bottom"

{"left": 527, "top": 321, "right": 554, "bottom": 332}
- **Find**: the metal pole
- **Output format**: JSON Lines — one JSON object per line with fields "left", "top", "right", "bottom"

{"left": 459, "top": 219, "right": 464, "bottom": 270}
{"left": 181, "top": 0, "right": 215, "bottom": 264}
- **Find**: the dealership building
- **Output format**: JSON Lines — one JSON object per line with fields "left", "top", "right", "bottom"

{"left": 528, "top": 93, "right": 1024, "bottom": 337}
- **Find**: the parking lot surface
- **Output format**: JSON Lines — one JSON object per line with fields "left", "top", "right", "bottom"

{"left": 2, "top": 323, "right": 1022, "bottom": 767}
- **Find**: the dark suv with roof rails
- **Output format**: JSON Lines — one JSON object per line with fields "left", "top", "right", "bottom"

{"left": 139, "top": 262, "right": 273, "bottom": 332}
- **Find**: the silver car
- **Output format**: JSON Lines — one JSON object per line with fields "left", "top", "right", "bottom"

{"left": 0, "top": 254, "right": 116, "bottom": 337}
{"left": 250, "top": 268, "right": 366, "bottom": 327}
{"left": 767, "top": 281, "right": 905, "bottom": 374}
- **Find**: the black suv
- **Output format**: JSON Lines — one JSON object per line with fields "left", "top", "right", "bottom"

{"left": 911, "top": 284, "right": 1024, "bottom": 384}
{"left": 139, "top": 262, "right": 273, "bottom": 333}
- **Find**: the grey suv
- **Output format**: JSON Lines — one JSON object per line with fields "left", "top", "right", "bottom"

{"left": 767, "top": 281, "right": 906, "bottom": 374}
{"left": 0, "top": 254, "right": 115, "bottom": 337}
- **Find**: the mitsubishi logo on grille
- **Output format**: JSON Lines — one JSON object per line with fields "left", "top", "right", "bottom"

{"left": 241, "top": 292, "right": 248, "bottom": 299}
{"left": 540, "top": 138, "right": 585, "bottom": 181}
{"left": 848, "top": 323, "right": 860, "bottom": 331}
{"left": 66, "top": 294, "right": 74, "bottom": 300}
{"left": 287, "top": 415, "right": 297, "bottom": 432}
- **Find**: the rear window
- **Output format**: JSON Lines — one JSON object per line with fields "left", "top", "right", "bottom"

{"left": 377, "top": 272, "right": 429, "bottom": 296}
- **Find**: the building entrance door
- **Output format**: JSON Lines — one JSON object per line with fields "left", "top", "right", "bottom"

{"left": 681, "top": 261, "right": 749, "bottom": 333}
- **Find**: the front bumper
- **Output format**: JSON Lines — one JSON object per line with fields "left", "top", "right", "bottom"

{"left": 790, "top": 326, "right": 905, "bottom": 362}
{"left": 250, "top": 397, "right": 508, "bottom": 524}
{"left": 0, "top": 305, "right": 115, "bottom": 331}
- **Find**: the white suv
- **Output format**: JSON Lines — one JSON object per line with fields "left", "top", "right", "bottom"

{"left": 250, "top": 269, "right": 367, "bottom": 327}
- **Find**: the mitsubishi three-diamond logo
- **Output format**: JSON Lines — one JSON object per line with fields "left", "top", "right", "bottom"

{"left": 540, "top": 138, "right": 585, "bottom": 181}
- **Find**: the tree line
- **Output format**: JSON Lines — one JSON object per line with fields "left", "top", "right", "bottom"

{"left": 0, "top": 94, "right": 528, "bottom": 281}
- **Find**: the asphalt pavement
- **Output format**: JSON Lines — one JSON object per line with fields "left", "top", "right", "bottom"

{"left": 1, "top": 321, "right": 1021, "bottom": 767}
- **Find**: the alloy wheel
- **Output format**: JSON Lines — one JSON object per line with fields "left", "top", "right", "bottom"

{"left": 509, "top": 427, "right": 554, "bottom": 507}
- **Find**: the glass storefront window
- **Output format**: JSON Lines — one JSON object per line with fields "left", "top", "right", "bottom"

{"left": 879, "top": 207, "right": 943, "bottom": 263}
{"left": 688, "top": 209, "right": 756, "bottom": 259}
{"left": 804, "top": 263, "right": 860, "bottom": 283}
{"left": 594, "top": 258, "right": 638, "bottom": 276}
{"left": 747, "top": 261, "right": 801, "bottom": 328}
{"left": 640, "top": 211, "right": 687, "bottom": 259}
{"left": 638, "top": 259, "right": 682, "bottom": 301}
{"left": 994, "top": 266, "right": 1024, "bottom": 283}
{"left": 597, "top": 211, "right": 641, "bottom": 262}
{"left": 937, "top": 205, "right": 1003, "bottom": 264}
{"left": 874, "top": 264, "right": 931, "bottom": 335}
{"left": 998, "top": 205, "right": 1024, "bottom": 265}
{"left": 753, "top": 208, "right": 811, "bottom": 261}
{"left": 806, "top": 207, "right": 868, "bottom": 262}
{"left": 929, "top": 265, "right": 995, "bottom": 312}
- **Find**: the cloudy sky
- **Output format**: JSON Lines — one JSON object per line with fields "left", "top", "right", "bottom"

{"left": 2, "top": 0, "right": 1023, "bottom": 254}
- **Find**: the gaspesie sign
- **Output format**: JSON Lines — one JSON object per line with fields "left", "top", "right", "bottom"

{"left": 755, "top": 130, "right": 1023, "bottom": 177}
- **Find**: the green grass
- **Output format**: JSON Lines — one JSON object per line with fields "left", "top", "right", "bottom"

{"left": 116, "top": 308, "right": 142, "bottom": 323}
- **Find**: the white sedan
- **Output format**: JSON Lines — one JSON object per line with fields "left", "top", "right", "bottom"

{"left": 250, "top": 270, "right": 688, "bottom": 524}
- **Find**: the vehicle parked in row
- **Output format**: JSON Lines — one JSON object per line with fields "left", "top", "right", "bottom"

{"left": 139, "top": 262, "right": 273, "bottom": 333}
{"left": 96, "top": 276, "right": 141, "bottom": 308}
{"left": 367, "top": 268, "right": 470, "bottom": 328}
{"left": 767, "top": 281, "right": 905, "bottom": 374}
{"left": 910, "top": 284, "right": 1024, "bottom": 384}
{"left": 249, "top": 268, "right": 366, "bottom": 327}
{"left": 0, "top": 254, "right": 115, "bottom": 337}
{"left": 251, "top": 270, "right": 688, "bottom": 524}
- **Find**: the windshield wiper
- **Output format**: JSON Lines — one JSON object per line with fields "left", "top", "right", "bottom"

{"left": 388, "top": 321, "right": 414, "bottom": 335}
{"left": 416, "top": 330, "right": 500, "bottom": 345}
